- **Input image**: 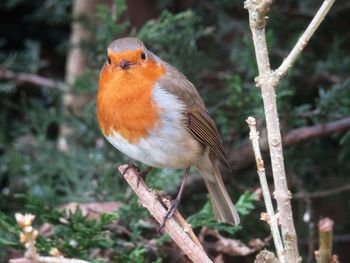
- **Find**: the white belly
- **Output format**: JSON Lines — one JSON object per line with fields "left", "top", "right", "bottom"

{"left": 105, "top": 84, "right": 204, "bottom": 168}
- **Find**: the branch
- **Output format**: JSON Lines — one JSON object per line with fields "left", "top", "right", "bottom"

{"left": 244, "top": 0, "right": 336, "bottom": 260}
{"left": 246, "top": 117, "right": 285, "bottom": 263}
{"left": 0, "top": 68, "right": 66, "bottom": 91}
{"left": 118, "top": 165, "right": 212, "bottom": 263}
{"left": 294, "top": 183, "right": 350, "bottom": 199}
{"left": 315, "top": 218, "right": 335, "bottom": 263}
{"left": 244, "top": 0, "right": 300, "bottom": 260}
{"left": 198, "top": 227, "right": 270, "bottom": 257}
{"left": 276, "top": 0, "right": 336, "bottom": 79}
{"left": 283, "top": 117, "right": 350, "bottom": 145}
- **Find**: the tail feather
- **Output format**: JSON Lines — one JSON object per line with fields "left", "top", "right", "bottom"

{"left": 196, "top": 151, "right": 240, "bottom": 225}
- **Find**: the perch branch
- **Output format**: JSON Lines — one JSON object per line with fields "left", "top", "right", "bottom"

{"left": 118, "top": 165, "right": 212, "bottom": 263}
{"left": 244, "top": 0, "right": 300, "bottom": 260}
{"left": 0, "top": 68, "right": 66, "bottom": 91}
{"left": 276, "top": 0, "right": 336, "bottom": 79}
{"left": 246, "top": 117, "right": 285, "bottom": 263}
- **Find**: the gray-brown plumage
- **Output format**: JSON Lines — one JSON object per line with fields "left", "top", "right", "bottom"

{"left": 158, "top": 61, "right": 239, "bottom": 225}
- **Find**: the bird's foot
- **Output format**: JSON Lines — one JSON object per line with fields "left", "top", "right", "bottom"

{"left": 138, "top": 166, "right": 153, "bottom": 187}
{"left": 120, "top": 164, "right": 153, "bottom": 187}
{"left": 158, "top": 196, "right": 180, "bottom": 232}
{"left": 121, "top": 163, "right": 138, "bottom": 177}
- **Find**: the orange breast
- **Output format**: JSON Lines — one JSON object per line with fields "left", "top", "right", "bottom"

{"left": 97, "top": 58, "right": 165, "bottom": 143}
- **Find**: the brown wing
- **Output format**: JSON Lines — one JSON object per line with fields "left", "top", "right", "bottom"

{"left": 158, "top": 63, "right": 230, "bottom": 169}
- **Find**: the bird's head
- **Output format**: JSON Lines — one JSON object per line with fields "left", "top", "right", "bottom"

{"left": 105, "top": 37, "right": 151, "bottom": 70}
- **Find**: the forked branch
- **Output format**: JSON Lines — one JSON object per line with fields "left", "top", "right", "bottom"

{"left": 244, "top": 0, "right": 335, "bottom": 262}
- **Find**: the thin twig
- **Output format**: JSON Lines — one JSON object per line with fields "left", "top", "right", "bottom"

{"left": 244, "top": 0, "right": 300, "bottom": 261}
{"left": 276, "top": 0, "right": 336, "bottom": 79}
{"left": 246, "top": 116, "right": 285, "bottom": 263}
{"left": 0, "top": 68, "right": 67, "bottom": 91}
{"left": 283, "top": 117, "right": 350, "bottom": 145}
{"left": 118, "top": 165, "right": 212, "bottom": 263}
{"left": 294, "top": 183, "right": 350, "bottom": 199}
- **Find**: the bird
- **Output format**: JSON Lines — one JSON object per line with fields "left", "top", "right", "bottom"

{"left": 97, "top": 37, "right": 240, "bottom": 227}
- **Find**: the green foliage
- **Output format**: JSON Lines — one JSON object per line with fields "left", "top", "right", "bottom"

{"left": 217, "top": 74, "right": 262, "bottom": 137}
{"left": 89, "top": 0, "right": 130, "bottom": 66}
{"left": 0, "top": 212, "right": 21, "bottom": 249}
{"left": 139, "top": 10, "right": 209, "bottom": 81}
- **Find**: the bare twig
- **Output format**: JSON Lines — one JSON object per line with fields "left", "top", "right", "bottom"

{"left": 315, "top": 218, "right": 335, "bottom": 263}
{"left": 0, "top": 68, "right": 66, "bottom": 91}
{"left": 198, "top": 227, "right": 268, "bottom": 257}
{"left": 283, "top": 117, "right": 350, "bottom": 145}
{"left": 118, "top": 165, "right": 212, "bottom": 263}
{"left": 244, "top": 0, "right": 300, "bottom": 260}
{"left": 246, "top": 116, "right": 285, "bottom": 263}
{"left": 294, "top": 183, "right": 350, "bottom": 199}
{"left": 276, "top": 0, "right": 336, "bottom": 79}
{"left": 244, "top": 0, "right": 335, "bottom": 261}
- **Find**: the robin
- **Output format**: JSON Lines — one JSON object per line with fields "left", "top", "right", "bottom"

{"left": 97, "top": 37, "right": 240, "bottom": 227}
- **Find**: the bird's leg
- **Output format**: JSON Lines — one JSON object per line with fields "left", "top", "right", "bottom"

{"left": 138, "top": 166, "right": 153, "bottom": 187}
{"left": 158, "top": 167, "right": 190, "bottom": 231}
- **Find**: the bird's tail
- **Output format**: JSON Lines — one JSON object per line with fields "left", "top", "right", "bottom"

{"left": 195, "top": 151, "right": 240, "bottom": 225}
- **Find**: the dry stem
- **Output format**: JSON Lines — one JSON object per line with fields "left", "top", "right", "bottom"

{"left": 244, "top": 0, "right": 299, "bottom": 260}
{"left": 246, "top": 117, "right": 285, "bottom": 263}
{"left": 0, "top": 68, "right": 66, "bottom": 91}
{"left": 315, "top": 218, "right": 334, "bottom": 263}
{"left": 118, "top": 165, "right": 212, "bottom": 263}
{"left": 244, "top": 0, "right": 335, "bottom": 261}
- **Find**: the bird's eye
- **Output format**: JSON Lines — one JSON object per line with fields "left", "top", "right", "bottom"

{"left": 107, "top": 56, "right": 111, "bottom": 65}
{"left": 141, "top": 52, "right": 146, "bottom": 60}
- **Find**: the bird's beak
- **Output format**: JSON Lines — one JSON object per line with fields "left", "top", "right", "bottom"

{"left": 119, "top": 59, "right": 133, "bottom": 70}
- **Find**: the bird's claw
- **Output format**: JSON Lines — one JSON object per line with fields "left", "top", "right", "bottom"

{"left": 120, "top": 164, "right": 153, "bottom": 188}
{"left": 158, "top": 198, "right": 180, "bottom": 232}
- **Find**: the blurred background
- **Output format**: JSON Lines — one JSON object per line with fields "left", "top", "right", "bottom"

{"left": 0, "top": 0, "right": 349, "bottom": 262}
